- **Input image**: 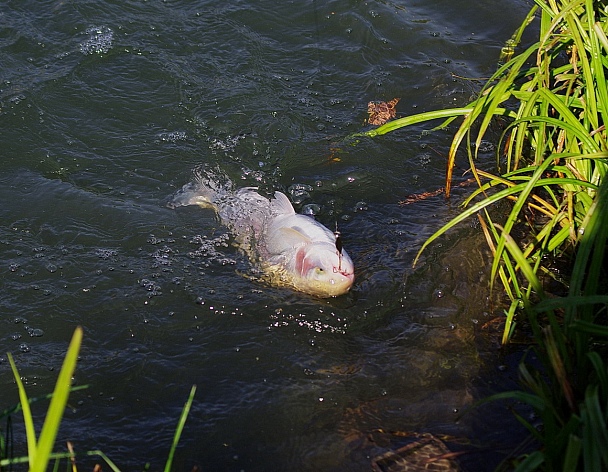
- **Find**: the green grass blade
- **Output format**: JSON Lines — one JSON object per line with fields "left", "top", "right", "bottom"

{"left": 502, "top": 299, "right": 519, "bottom": 345}
{"left": 31, "top": 327, "right": 83, "bottom": 472}
{"left": 581, "top": 385, "right": 608, "bottom": 469}
{"left": 586, "top": 352, "right": 608, "bottom": 403}
{"left": 514, "top": 450, "right": 545, "bottom": 471}
{"left": 570, "top": 320, "right": 608, "bottom": 337}
{"left": 488, "top": 156, "right": 558, "bottom": 294}
{"left": 85, "top": 450, "right": 122, "bottom": 472}
{"left": 163, "top": 385, "right": 196, "bottom": 472}
{"left": 567, "top": 177, "right": 608, "bottom": 320}
{"left": 7, "top": 353, "right": 38, "bottom": 463}
{"left": 412, "top": 170, "right": 594, "bottom": 267}
{"left": 496, "top": 224, "right": 543, "bottom": 296}
{"left": 563, "top": 434, "right": 582, "bottom": 472}
{"left": 534, "top": 295, "right": 608, "bottom": 313}
{"left": 1, "top": 386, "right": 89, "bottom": 420}
{"left": 357, "top": 107, "right": 474, "bottom": 138}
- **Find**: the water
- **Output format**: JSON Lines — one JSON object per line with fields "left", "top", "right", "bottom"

{"left": 1, "top": 0, "right": 533, "bottom": 470}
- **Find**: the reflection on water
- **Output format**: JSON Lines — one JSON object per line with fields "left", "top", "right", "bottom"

{"left": 1, "top": 0, "right": 532, "bottom": 470}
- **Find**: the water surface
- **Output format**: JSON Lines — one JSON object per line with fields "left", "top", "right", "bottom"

{"left": 1, "top": 1, "right": 533, "bottom": 470}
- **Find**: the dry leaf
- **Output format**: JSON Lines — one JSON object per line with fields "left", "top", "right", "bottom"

{"left": 367, "top": 98, "right": 399, "bottom": 126}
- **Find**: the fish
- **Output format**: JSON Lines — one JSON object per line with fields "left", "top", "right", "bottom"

{"left": 170, "top": 172, "right": 355, "bottom": 297}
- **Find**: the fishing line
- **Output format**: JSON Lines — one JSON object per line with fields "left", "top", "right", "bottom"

{"left": 311, "top": 0, "right": 344, "bottom": 267}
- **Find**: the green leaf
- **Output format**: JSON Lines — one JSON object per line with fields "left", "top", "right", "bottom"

{"left": 31, "top": 327, "right": 83, "bottom": 472}
{"left": 514, "top": 450, "right": 545, "bottom": 472}
{"left": 164, "top": 385, "right": 196, "bottom": 472}
{"left": 7, "top": 353, "right": 38, "bottom": 463}
{"left": 562, "top": 434, "right": 582, "bottom": 472}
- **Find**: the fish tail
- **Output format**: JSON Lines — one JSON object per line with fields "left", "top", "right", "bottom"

{"left": 168, "top": 169, "right": 226, "bottom": 209}
{"left": 167, "top": 182, "right": 213, "bottom": 209}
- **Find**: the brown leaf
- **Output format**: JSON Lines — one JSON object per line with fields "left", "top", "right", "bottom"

{"left": 367, "top": 98, "right": 399, "bottom": 126}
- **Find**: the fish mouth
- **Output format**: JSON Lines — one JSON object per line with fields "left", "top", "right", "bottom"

{"left": 324, "top": 272, "right": 355, "bottom": 296}
{"left": 295, "top": 272, "right": 354, "bottom": 297}
{"left": 333, "top": 267, "right": 354, "bottom": 278}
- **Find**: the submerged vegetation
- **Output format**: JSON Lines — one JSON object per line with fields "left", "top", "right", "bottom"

{"left": 1, "top": 327, "right": 196, "bottom": 471}
{"left": 358, "top": 0, "right": 608, "bottom": 469}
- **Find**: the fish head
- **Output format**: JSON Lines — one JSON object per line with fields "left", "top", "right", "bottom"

{"left": 294, "top": 242, "right": 355, "bottom": 297}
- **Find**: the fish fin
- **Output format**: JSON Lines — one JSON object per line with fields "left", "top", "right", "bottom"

{"left": 167, "top": 182, "right": 216, "bottom": 209}
{"left": 277, "top": 226, "right": 313, "bottom": 247}
{"left": 168, "top": 169, "right": 232, "bottom": 209}
{"left": 271, "top": 191, "right": 296, "bottom": 216}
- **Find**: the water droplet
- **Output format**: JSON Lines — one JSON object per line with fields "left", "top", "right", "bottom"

{"left": 301, "top": 203, "right": 321, "bottom": 216}
{"left": 28, "top": 328, "right": 44, "bottom": 337}
{"left": 19, "top": 343, "right": 30, "bottom": 353}
{"left": 288, "top": 184, "right": 313, "bottom": 204}
{"left": 354, "top": 201, "right": 368, "bottom": 212}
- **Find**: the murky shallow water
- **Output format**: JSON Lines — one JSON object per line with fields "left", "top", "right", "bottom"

{"left": 2, "top": 1, "right": 533, "bottom": 470}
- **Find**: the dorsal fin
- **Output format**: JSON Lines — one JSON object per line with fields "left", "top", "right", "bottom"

{"left": 270, "top": 191, "right": 296, "bottom": 216}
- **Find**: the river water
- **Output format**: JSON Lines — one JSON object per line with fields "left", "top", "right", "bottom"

{"left": 2, "top": 1, "right": 534, "bottom": 470}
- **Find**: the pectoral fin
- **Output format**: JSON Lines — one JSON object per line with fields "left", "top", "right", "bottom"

{"left": 277, "top": 226, "right": 313, "bottom": 247}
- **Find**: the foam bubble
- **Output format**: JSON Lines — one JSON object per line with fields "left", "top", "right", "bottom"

{"left": 157, "top": 131, "right": 188, "bottom": 143}
{"left": 79, "top": 26, "right": 114, "bottom": 55}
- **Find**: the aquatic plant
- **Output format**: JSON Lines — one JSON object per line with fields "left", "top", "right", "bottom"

{"left": 354, "top": 0, "right": 608, "bottom": 469}
{"left": 1, "top": 328, "right": 196, "bottom": 472}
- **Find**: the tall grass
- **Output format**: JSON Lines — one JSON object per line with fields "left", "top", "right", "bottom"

{"left": 355, "top": 0, "right": 608, "bottom": 344}
{"left": 354, "top": 0, "right": 608, "bottom": 468}
{"left": 491, "top": 175, "right": 608, "bottom": 471}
